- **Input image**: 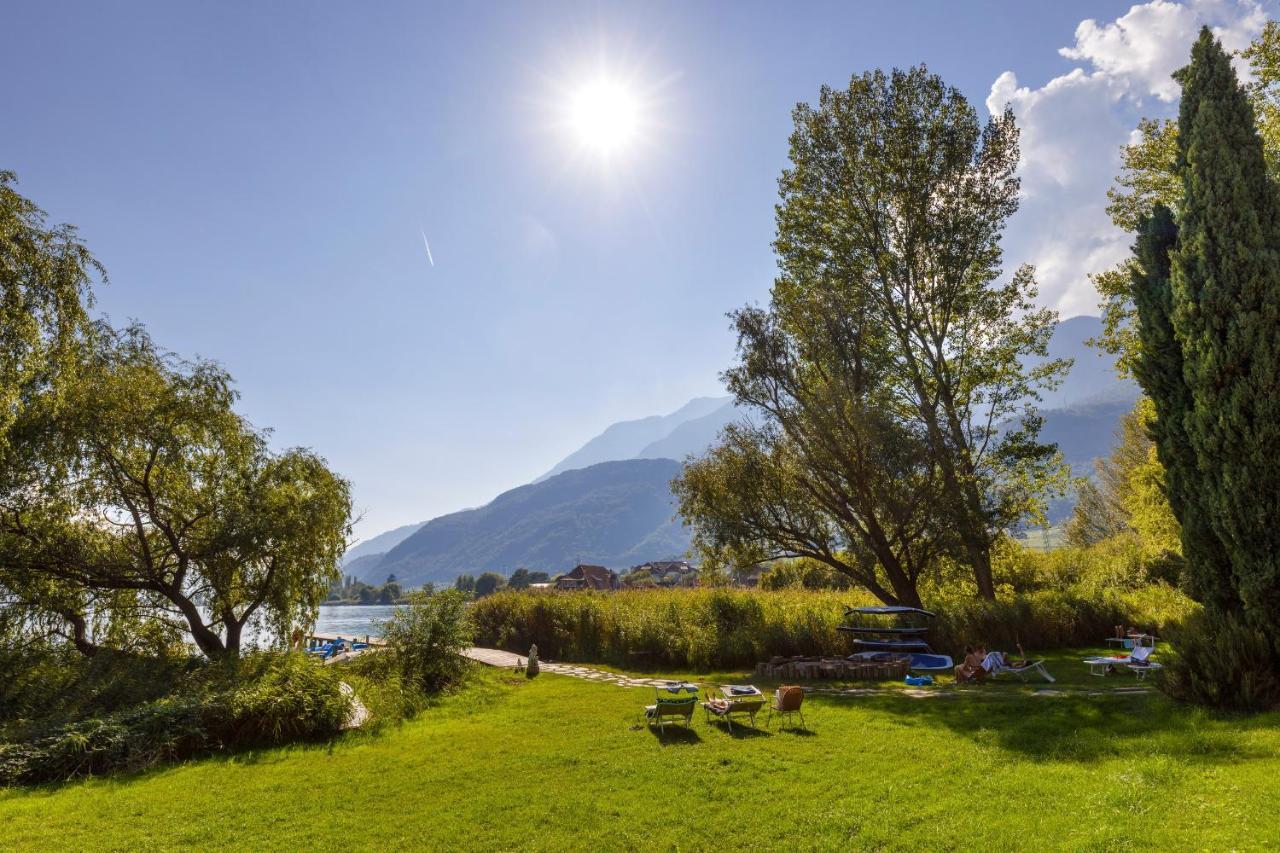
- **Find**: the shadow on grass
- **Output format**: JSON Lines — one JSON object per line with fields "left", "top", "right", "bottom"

{"left": 646, "top": 724, "right": 701, "bottom": 745}
{"left": 704, "top": 720, "right": 771, "bottom": 739}
{"left": 843, "top": 690, "right": 1277, "bottom": 765}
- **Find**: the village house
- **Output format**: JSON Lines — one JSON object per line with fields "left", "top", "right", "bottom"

{"left": 631, "top": 560, "right": 698, "bottom": 587}
{"left": 554, "top": 564, "right": 620, "bottom": 590}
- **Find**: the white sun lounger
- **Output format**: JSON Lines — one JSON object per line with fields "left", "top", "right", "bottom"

{"left": 1084, "top": 645, "right": 1161, "bottom": 678}
{"left": 990, "top": 658, "right": 1056, "bottom": 683}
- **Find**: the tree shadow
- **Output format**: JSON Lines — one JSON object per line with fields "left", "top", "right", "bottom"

{"left": 845, "top": 691, "right": 1276, "bottom": 765}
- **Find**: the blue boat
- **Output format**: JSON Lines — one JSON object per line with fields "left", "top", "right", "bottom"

{"left": 908, "top": 653, "right": 954, "bottom": 671}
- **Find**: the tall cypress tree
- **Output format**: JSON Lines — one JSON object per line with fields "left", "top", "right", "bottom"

{"left": 1130, "top": 206, "right": 1236, "bottom": 610}
{"left": 1170, "top": 28, "right": 1280, "bottom": 632}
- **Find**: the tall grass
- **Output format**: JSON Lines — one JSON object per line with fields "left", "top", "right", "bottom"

{"left": 472, "top": 584, "right": 1198, "bottom": 671}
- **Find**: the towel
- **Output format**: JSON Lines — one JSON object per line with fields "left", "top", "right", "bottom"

{"left": 981, "top": 651, "right": 1004, "bottom": 672}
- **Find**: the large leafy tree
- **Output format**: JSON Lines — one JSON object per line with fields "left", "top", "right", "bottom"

{"left": 0, "top": 171, "right": 107, "bottom": 654}
{"left": 678, "top": 67, "right": 1068, "bottom": 603}
{"left": 0, "top": 175, "right": 352, "bottom": 658}
{"left": 1, "top": 326, "right": 353, "bottom": 658}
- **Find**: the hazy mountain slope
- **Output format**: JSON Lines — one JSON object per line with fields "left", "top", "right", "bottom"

{"left": 1036, "top": 315, "right": 1140, "bottom": 410}
{"left": 535, "top": 396, "right": 730, "bottom": 482}
{"left": 350, "top": 317, "right": 1139, "bottom": 579}
{"left": 342, "top": 552, "right": 387, "bottom": 581}
{"left": 367, "top": 459, "right": 689, "bottom": 587}
{"left": 635, "top": 399, "right": 740, "bottom": 462}
{"left": 343, "top": 521, "right": 424, "bottom": 566}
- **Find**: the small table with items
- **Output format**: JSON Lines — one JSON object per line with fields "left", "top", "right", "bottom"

{"left": 701, "top": 684, "right": 765, "bottom": 731}
{"left": 1105, "top": 633, "right": 1158, "bottom": 650}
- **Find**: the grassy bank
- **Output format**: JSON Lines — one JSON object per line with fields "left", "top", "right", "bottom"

{"left": 471, "top": 586, "right": 1196, "bottom": 670}
{"left": 1, "top": 664, "right": 1276, "bottom": 851}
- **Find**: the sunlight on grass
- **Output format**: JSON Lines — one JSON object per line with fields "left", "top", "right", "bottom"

{"left": 2, "top": 666, "right": 1277, "bottom": 850}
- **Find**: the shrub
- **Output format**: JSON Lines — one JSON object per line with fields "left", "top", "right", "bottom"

{"left": 379, "top": 588, "right": 474, "bottom": 694}
{"left": 0, "top": 652, "right": 351, "bottom": 785}
{"left": 201, "top": 653, "right": 351, "bottom": 745}
{"left": 1161, "top": 609, "right": 1280, "bottom": 712}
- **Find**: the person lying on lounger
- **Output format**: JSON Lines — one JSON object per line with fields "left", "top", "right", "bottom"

{"left": 980, "top": 643, "right": 1029, "bottom": 673}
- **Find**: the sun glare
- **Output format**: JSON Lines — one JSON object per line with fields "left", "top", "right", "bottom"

{"left": 568, "top": 78, "right": 641, "bottom": 155}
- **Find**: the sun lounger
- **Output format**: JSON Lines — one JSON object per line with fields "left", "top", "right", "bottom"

{"left": 1084, "top": 645, "right": 1160, "bottom": 678}
{"left": 989, "top": 658, "right": 1055, "bottom": 683}
{"left": 645, "top": 682, "right": 698, "bottom": 731}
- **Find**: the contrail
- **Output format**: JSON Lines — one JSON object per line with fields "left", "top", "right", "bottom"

{"left": 420, "top": 230, "right": 435, "bottom": 267}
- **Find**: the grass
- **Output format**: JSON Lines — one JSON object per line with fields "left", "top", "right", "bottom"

{"left": 2, "top": 651, "right": 1278, "bottom": 851}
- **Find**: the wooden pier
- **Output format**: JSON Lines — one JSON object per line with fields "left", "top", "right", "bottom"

{"left": 302, "top": 631, "right": 386, "bottom": 650}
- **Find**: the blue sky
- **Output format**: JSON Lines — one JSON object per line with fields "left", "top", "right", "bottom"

{"left": 2, "top": 1, "right": 1271, "bottom": 542}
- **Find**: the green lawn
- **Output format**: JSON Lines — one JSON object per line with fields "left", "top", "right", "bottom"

{"left": 2, "top": 653, "right": 1278, "bottom": 851}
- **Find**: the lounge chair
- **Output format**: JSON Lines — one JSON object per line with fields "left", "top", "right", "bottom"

{"left": 1084, "top": 645, "right": 1161, "bottom": 678}
{"left": 989, "top": 657, "right": 1055, "bottom": 683}
{"left": 765, "top": 685, "right": 807, "bottom": 729}
{"left": 701, "top": 686, "right": 764, "bottom": 732}
{"left": 645, "top": 682, "right": 698, "bottom": 731}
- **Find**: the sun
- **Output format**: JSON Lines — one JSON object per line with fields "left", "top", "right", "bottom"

{"left": 567, "top": 78, "right": 641, "bottom": 156}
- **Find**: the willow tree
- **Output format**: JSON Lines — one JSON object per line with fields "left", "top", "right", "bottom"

{"left": 0, "top": 171, "right": 107, "bottom": 653}
{"left": 678, "top": 66, "right": 1068, "bottom": 602}
{"left": 0, "top": 173, "right": 352, "bottom": 658}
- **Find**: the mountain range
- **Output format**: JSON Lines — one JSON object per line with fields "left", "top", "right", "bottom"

{"left": 345, "top": 316, "right": 1138, "bottom": 588}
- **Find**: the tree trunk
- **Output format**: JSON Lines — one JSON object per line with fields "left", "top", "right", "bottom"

{"left": 223, "top": 617, "right": 243, "bottom": 658}
{"left": 168, "top": 592, "right": 228, "bottom": 658}
{"left": 968, "top": 542, "right": 996, "bottom": 601}
{"left": 59, "top": 608, "right": 101, "bottom": 658}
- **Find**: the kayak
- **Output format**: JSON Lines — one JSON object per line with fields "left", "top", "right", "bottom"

{"left": 909, "top": 653, "right": 954, "bottom": 671}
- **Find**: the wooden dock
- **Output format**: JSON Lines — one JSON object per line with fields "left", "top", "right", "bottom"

{"left": 303, "top": 631, "right": 386, "bottom": 649}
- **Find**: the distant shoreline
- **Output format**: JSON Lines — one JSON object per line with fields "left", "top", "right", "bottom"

{"left": 321, "top": 600, "right": 406, "bottom": 607}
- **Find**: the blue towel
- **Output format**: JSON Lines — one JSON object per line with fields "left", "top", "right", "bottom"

{"left": 904, "top": 674, "right": 934, "bottom": 687}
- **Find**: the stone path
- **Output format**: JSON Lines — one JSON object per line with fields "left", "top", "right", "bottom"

{"left": 463, "top": 647, "right": 691, "bottom": 688}
{"left": 461, "top": 648, "right": 1153, "bottom": 698}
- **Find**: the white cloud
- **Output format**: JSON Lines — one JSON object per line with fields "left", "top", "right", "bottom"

{"left": 990, "top": 0, "right": 1267, "bottom": 318}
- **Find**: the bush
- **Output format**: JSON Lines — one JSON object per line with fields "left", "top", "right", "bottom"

{"left": 379, "top": 588, "right": 474, "bottom": 694}
{"left": 758, "top": 558, "right": 853, "bottom": 591}
{"left": 0, "top": 652, "right": 351, "bottom": 785}
{"left": 1161, "top": 609, "right": 1280, "bottom": 712}
{"left": 200, "top": 653, "right": 351, "bottom": 745}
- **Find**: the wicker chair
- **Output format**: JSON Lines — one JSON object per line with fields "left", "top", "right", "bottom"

{"left": 765, "top": 685, "right": 807, "bottom": 729}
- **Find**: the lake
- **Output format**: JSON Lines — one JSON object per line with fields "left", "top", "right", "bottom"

{"left": 312, "top": 604, "right": 398, "bottom": 638}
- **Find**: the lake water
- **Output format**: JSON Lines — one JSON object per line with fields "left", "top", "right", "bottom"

{"left": 312, "top": 604, "right": 398, "bottom": 638}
